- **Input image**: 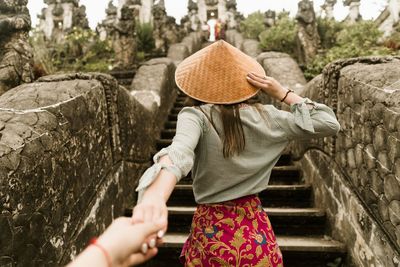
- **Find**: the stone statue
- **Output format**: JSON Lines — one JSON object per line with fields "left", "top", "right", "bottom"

{"left": 0, "top": 0, "right": 34, "bottom": 95}
{"left": 321, "top": 0, "right": 337, "bottom": 20}
{"left": 226, "top": 0, "right": 237, "bottom": 10}
{"left": 164, "top": 16, "right": 181, "bottom": 46}
{"left": 180, "top": 15, "right": 192, "bottom": 36}
{"left": 295, "top": 0, "right": 321, "bottom": 66}
{"left": 343, "top": 0, "right": 361, "bottom": 23}
{"left": 73, "top": 5, "right": 89, "bottom": 29}
{"left": 225, "top": 0, "right": 238, "bottom": 29}
{"left": 188, "top": 0, "right": 197, "bottom": 12}
{"left": 152, "top": 4, "right": 168, "bottom": 53}
{"left": 264, "top": 10, "right": 276, "bottom": 28}
{"left": 188, "top": 0, "right": 201, "bottom": 32}
{"left": 112, "top": 5, "right": 137, "bottom": 69}
{"left": 97, "top": 0, "right": 118, "bottom": 41}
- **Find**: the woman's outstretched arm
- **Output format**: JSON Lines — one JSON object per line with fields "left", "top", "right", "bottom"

{"left": 132, "top": 107, "right": 203, "bottom": 230}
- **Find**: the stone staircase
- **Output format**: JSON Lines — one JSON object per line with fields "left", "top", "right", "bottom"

{"left": 109, "top": 69, "right": 136, "bottom": 86}
{"left": 127, "top": 91, "right": 347, "bottom": 267}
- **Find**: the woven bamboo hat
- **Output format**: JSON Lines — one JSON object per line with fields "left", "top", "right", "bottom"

{"left": 175, "top": 40, "right": 266, "bottom": 104}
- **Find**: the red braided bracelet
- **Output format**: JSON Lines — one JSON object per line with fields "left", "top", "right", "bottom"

{"left": 90, "top": 238, "right": 112, "bottom": 267}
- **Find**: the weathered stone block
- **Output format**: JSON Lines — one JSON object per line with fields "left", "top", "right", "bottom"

{"left": 167, "top": 43, "right": 189, "bottom": 62}
{"left": 388, "top": 200, "right": 400, "bottom": 225}
{"left": 384, "top": 175, "right": 400, "bottom": 201}
{"left": 242, "top": 39, "right": 261, "bottom": 58}
{"left": 373, "top": 126, "right": 386, "bottom": 152}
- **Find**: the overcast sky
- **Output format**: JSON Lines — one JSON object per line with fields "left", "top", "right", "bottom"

{"left": 28, "top": 0, "right": 387, "bottom": 29}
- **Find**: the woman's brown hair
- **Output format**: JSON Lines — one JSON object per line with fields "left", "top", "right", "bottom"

{"left": 185, "top": 96, "right": 268, "bottom": 158}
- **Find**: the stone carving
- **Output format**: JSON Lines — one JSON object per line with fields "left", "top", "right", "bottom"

{"left": 0, "top": 0, "right": 34, "bottom": 95}
{"left": 38, "top": 0, "right": 89, "bottom": 41}
{"left": 295, "top": 0, "right": 321, "bottom": 66}
{"left": 188, "top": 0, "right": 201, "bottom": 32}
{"left": 152, "top": 4, "right": 168, "bottom": 53}
{"left": 164, "top": 16, "right": 181, "bottom": 46}
{"left": 264, "top": 10, "right": 276, "bottom": 28}
{"left": 225, "top": 0, "right": 237, "bottom": 29}
{"left": 375, "top": 0, "right": 400, "bottom": 37}
{"left": 112, "top": 5, "right": 137, "bottom": 69}
{"left": 180, "top": 15, "right": 192, "bottom": 36}
{"left": 152, "top": 1, "right": 181, "bottom": 55}
{"left": 321, "top": 0, "right": 337, "bottom": 20}
{"left": 343, "top": 0, "right": 362, "bottom": 23}
{"left": 97, "top": 1, "right": 117, "bottom": 41}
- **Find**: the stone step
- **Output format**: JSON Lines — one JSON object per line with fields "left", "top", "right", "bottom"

{"left": 117, "top": 78, "right": 132, "bottom": 86}
{"left": 109, "top": 69, "right": 136, "bottom": 79}
{"left": 168, "top": 114, "right": 178, "bottom": 121}
{"left": 167, "top": 184, "right": 312, "bottom": 208}
{"left": 139, "top": 234, "right": 346, "bottom": 267}
{"left": 173, "top": 102, "right": 186, "bottom": 108}
{"left": 165, "top": 206, "right": 326, "bottom": 236}
{"left": 171, "top": 107, "right": 184, "bottom": 115}
{"left": 164, "top": 121, "right": 177, "bottom": 129}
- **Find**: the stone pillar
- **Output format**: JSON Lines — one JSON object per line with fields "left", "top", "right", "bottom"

{"left": 152, "top": 3, "right": 168, "bottom": 53}
{"left": 295, "top": 0, "right": 321, "bottom": 66}
{"left": 188, "top": 0, "right": 201, "bottom": 32}
{"left": 321, "top": 0, "right": 337, "bottom": 20}
{"left": 343, "top": 0, "right": 361, "bottom": 23}
{"left": 225, "top": 0, "right": 237, "bottom": 29}
{"left": 0, "top": 0, "right": 34, "bottom": 95}
{"left": 389, "top": 0, "right": 400, "bottom": 26}
{"left": 140, "top": 0, "right": 154, "bottom": 24}
{"left": 97, "top": 1, "right": 117, "bottom": 41}
{"left": 38, "top": 0, "right": 89, "bottom": 41}
{"left": 112, "top": 4, "right": 137, "bottom": 69}
{"left": 264, "top": 10, "right": 276, "bottom": 28}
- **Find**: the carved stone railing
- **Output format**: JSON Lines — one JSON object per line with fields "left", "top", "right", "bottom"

{"left": 0, "top": 30, "right": 204, "bottom": 266}
{"left": 292, "top": 56, "right": 400, "bottom": 266}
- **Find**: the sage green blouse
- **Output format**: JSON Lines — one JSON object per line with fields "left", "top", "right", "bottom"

{"left": 136, "top": 98, "right": 340, "bottom": 204}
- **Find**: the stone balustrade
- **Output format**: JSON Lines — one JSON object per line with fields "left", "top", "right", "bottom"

{"left": 257, "top": 55, "right": 400, "bottom": 266}
{"left": 0, "top": 30, "right": 205, "bottom": 265}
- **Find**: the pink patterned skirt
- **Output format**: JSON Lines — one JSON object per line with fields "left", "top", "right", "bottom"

{"left": 179, "top": 194, "right": 284, "bottom": 266}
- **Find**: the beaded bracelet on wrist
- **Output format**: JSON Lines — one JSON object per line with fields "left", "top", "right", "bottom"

{"left": 280, "top": 89, "right": 294, "bottom": 102}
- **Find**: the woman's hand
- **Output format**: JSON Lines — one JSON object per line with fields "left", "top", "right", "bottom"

{"left": 246, "top": 72, "right": 287, "bottom": 101}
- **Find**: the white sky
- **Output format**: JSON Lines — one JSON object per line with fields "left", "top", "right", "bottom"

{"left": 28, "top": 0, "right": 387, "bottom": 29}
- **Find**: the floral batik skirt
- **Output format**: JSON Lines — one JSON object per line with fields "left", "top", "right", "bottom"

{"left": 179, "top": 194, "right": 284, "bottom": 267}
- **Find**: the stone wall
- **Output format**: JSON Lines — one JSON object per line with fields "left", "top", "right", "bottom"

{"left": 167, "top": 31, "right": 203, "bottom": 64}
{"left": 225, "top": 29, "right": 261, "bottom": 58}
{"left": 0, "top": 28, "right": 205, "bottom": 265}
{"left": 0, "top": 71, "right": 175, "bottom": 265}
{"left": 256, "top": 52, "right": 307, "bottom": 108}
{"left": 290, "top": 56, "right": 400, "bottom": 266}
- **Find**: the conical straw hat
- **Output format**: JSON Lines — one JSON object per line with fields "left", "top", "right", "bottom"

{"left": 175, "top": 40, "right": 266, "bottom": 104}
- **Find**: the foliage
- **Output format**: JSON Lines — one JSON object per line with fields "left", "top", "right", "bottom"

{"left": 136, "top": 22, "right": 155, "bottom": 53}
{"left": 304, "top": 21, "right": 395, "bottom": 80}
{"left": 240, "top": 11, "right": 265, "bottom": 39}
{"left": 41, "top": 27, "right": 113, "bottom": 72}
{"left": 259, "top": 12, "right": 297, "bottom": 57}
{"left": 317, "top": 17, "right": 344, "bottom": 49}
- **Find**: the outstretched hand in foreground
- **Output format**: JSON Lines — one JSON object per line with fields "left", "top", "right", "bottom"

{"left": 67, "top": 216, "right": 166, "bottom": 267}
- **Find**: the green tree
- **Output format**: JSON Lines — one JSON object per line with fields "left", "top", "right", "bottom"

{"left": 136, "top": 22, "right": 155, "bottom": 53}
{"left": 259, "top": 12, "right": 297, "bottom": 57}
{"left": 240, "top": 11, "right": 265, "bottom": 39}
{"left": 304, "top": 21, "right": 394, "bottom": 80}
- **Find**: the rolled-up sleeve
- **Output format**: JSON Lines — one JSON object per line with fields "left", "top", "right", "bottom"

{"left": 135, "top": 107, "right": 203, "bottom": 201}
{"left": 270, "top": 98, "right": 341, "bottom": 141}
